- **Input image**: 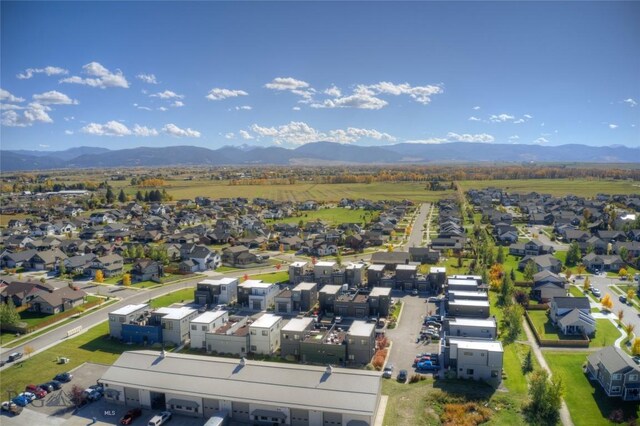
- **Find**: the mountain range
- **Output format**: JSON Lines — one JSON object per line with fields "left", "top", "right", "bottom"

{"left": 1, "top": 142, "right": 638, "bottom": 171}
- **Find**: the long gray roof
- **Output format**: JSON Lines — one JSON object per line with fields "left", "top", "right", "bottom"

{"left": 100, "top": 350, "right": 381, "bottom": 416}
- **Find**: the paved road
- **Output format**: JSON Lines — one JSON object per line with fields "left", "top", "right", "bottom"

{"left": 587, "top": 274, "right": 640, "bottom": 330}
{"left": 528, "top": 225, "right": 568, "bottom": 252}
{"left": 405, "top": 203, "right": 430, "bottom": 249}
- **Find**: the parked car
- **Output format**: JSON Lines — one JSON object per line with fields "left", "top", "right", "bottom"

{"left": 147, "top": 411, "right": 172, "bottom": 426}
{"left": 7, "top": 352, "right": 22, "bottom": 362}
{"left": 45, "top": 380, "right": 63, "bottom": 390}
{"left": 334, "top": 316, "right": 343, "bottom": 324}
{"left": 88, "top": 384, "right": 104, "bottom": 393}
{"left": 120, "top": 407, "right": 143, "bottom": 425}
{"left": 0, "top": 360, "right": 5, "bottom": 367}
{"left": 2, "top": 400, "right": 23, "bottom": 415}
{"left": 425, "top": 315, "right": 443, "bottom": 323}
{"left": 83, "top": 388, "right": 103, "bottom": 402}
{"left": 397, "top": 369, "right": 408, "bottom": 383}
{"left": 11, "top": 396, "right": 29, "bottom": 407}
{"left": 382, "top": 364, "right": 394, "bottom": 379}
{"left": 38, "top": 383, "right": 54, "bottom": 393}
{"left": 18, "top": 392, "right": 36, "bottom": 403}
{"left": 25, "top": 385, "right": 47, "bottom": 399}
{"left": 417, "top": 360, "right": 439, "bottom": 371}
{"left": 619, "top": 295, "right": 628, "bottom": 303}
{"left": 591, "top": 288, "right": 601, "bottom": 297}
{"left": 411, "top": 289, "right": 419, "bottom": 296}
{"left": 633, "top": 356, "right": 640, "bottom": 365}
{"left": 54, "top": 372, "right": 73, "bottom": 382}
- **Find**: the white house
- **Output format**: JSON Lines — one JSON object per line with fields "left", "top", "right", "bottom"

{"left": 109, "top": 304, "right": 150, "bottom": 339}
{"left": 189, "top": 310, "right": 229, "bottom": 349}
{"left": 249, "top": 313, "right": 283, "bottom": 355}
{"left": 238, "top": 280, "right": 279, "bottom": 311}
{"left": 154, "top": 307, "right": 199, "bottom": 346}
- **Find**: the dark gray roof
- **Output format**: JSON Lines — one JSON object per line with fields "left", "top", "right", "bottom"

{"left": 552, "top": 296, "right": 590, "bottom": 310}
{"left": 588, "top": 346, "right": 640, "bottom": 375}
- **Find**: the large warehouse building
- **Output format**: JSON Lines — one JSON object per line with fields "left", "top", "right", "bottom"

{"left": 100, "top": 350, "right": 382, "bottom": 426}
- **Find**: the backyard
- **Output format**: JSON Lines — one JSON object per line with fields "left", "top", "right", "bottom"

{"left": 527, "top": 310, "right": 621, "bottom": 346}
{"left": 544, "top": 352, "right": 640, "bottom": 426}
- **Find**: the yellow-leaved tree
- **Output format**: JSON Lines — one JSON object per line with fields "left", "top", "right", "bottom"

{"left": 95, "top": 270, "right": 104, "bottom": 283}
{"left": 122, "top": 273, "right": 131, "bottom": 286}
{"left": 601, "top": 294, "right": 613, "bottom": 312}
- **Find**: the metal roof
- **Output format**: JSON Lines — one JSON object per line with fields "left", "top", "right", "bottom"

{"left": 348, "top": 321, "right": 375, "bottom": 337}
{"left": 282, "top": 317, "right": 314, "bottom": 332}
{"left": 191, "top": 310, "right": 227, "bottom": 324}
{"left": 110, "top": 304, "right": 148, "bottom": 316}
{"left": 100, "top": 350, "right": 381, "bottom": 416}
{"left": 450, "top": 338, "right": 503, "bottom": 352}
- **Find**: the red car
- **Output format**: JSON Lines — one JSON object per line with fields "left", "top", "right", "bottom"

{"left": 25, "top": 385, "right": 47, "bottom": 399}
{"left": 120, "top": 407, "right": 142, "bottom": 425}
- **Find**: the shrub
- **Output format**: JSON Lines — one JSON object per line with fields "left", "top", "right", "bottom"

{"left": 608, "top": 409, "right": 624, "bottom": 423}
{"left": 441, "top": 402, "right": 492, "bottom": 426}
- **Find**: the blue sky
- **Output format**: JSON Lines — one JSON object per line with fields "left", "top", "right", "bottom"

{"left": 1, "top": 1, "right": 639, "bottom": 151}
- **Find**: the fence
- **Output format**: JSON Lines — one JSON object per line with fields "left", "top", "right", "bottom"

{"left": 524, "top": 310, "right": 590, "bottom": 348}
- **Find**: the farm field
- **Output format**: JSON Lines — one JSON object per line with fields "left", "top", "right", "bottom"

{"left": 108, "top": 180, "right": 455, "bottom": 202}
{"left": 268, "top": 207, "right": 370, "bottom": 225}
{"left": 457, "top": 178, "right": 638, "bottom": 197}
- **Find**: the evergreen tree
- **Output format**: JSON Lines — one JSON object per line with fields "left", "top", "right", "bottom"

{"left": 522, "top": 348, "right": 534, "bottom": 374}
{"left": 135, "top": 190, "right": 144, "bottom": 202}
{"left": 0, "top": 299, "right": 21, "bottom": 326}
{"left": 496, "top": 246, "right": 505, "bottom": 264}
{"left": 118, "top": 189, "right": 127, "bottom": 203}
{"left": 566, "top": 242, "right": 581, "bottom": 266}
{"left": 524, "top": 260, "right": 537, "bottom": 281}
{"left": 144, "top": 191, "right": 150, "bottom": 202}
{"left": 499, "top": 272, "right": 514, "bottom": 306}
{"left": 525, "top": 369, "right": 564, "bottom": 425}
{"left": 105, "top": 186, "right": 115, "bottom": 204}
{"left": 510, "top": 268, "right": 516, "bottom": 281}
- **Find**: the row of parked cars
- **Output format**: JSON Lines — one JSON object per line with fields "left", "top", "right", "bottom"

{"left": 2, "top": 372, "right": 73, "bottom": 414}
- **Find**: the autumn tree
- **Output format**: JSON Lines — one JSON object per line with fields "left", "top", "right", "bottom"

{"left": 617, "top": 309, "right": 625, "bottom": 324}
{"left": 576, "top": 264, "right": 586, "bottom": 276}
{"left": 95, "top": 270, "right": 104, "bottom": 283}
{"left": 628, "top": 288, "right": 635, "bottom": 303}
{"left": 489, "top": 263, "right": 505, "bottom": 291}
{"left": 583, "top": 275, "right": 591, "bottom": 292}
{"left": 601, "top": 294, "right": 613, "bottom": 311}
{"left": 565, "top": 269, "right": 572, "bottom": 280}
{"left": 122, "top": 273, "right": 131, "bottom": 286}
{"left": 632, "top": 338, "right": 640, "bottom": 356}
{"left": 502, "top": 304, "right": 524, "bottom": 343}
{"left": 619, "top": 268, "right": 629, "bottom": 279}
{"left": 23, "top": 345, "right": 34, "bottom": 359}
{"left": 625, "top": 323, "right": 636, "bottom": 340}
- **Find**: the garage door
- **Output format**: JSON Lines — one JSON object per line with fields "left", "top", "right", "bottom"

{"left": 124, "top": 387, "right": 140, "bottom": 407}
{"left": 203, "top": 398, "right": 221, "bottom": 418}
{"left": 232, "top": 401, "right": 250, "bottom": 423}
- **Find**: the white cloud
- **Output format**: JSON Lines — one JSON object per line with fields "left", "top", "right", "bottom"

{"left": 406, "top": 132, "right": 495, "bottom": 144}
{"left": 133, "top": 103, "right": 152, "bottom": 111}
{"left": 0, "top": 88, "right": 25, "bottom": 103}
{"left": 64, "top": 130, "right": 74, "bottom": 135}
{"left": 132, "top": 124, "right": 159, "bottom": 137}
{"left": 1, "top": 103, "right": 53, "bottom": 127}
{"left": 81, "top": 120, "right": 132, "bottom": 136}
{"left": 247, "top": 121, "right": 395, "bottom": 146}
{"left": 324, "top": 85, "right": 342, "bottom": 97}
{"left": 489, "top": 113, "right": 515, "bottom": 122}
{"left": 533, "top": 137, "right": 549, "bottom": 144}
{"left": 609, "top": 123, "right": 618, "bottom": 129}
{"left": 468, "top": 116, "right": 481, "bottom": 121}
{"left": 64, "top": 116, "right": 75, "bottom": 121}
{"left": 523, "top": 114, "right": 533, "bottom": 119}
{"left": 238, "top": 130, "right": 254, "bottom": 140}
{"left": 623, "top": 98, "right": 638, "bottom": 107}
{"left": 17, "top": 66, "right": 68, "bottom": 79}
{"left": 311, "top": 90, "right": 388, "bottom": 110}
{"left": 136, "top": 73, "right": 158, "bottom": 84}
{"left": 312, "top": 81, "right": 442, "bottom": 109}
{"left": 150, "top": 90, "right": 184, "bottom": 99}
{"left": 234, "top": 105, "right": 252, "bottom": 111}
{"left": 224, "top": 132, "right": 235, "bottom": 139}
{"left": 39, "top": 144, "right": 50, "bottom": 148}
{"left": 265, "top": 77, "right": 310, "bottom": 91}
{"left": 366, "top": 81, "right": 443, "bottom": 105}
{"left": 446, "top": 132, "right": 495, "bottom": 143}
{"left": 171, "top": 101, "right": 185, "bottom": 108}
{"left": 472, "top": 106, "right": 480, "bottom": 110}
{"left": 513, "top": 119, "right": 525, "bottom": 124}
{"left": 157, "top": 107, "right": 168, "bottom": 112}
{"left": 292, "top": 106, "right": 301, "bottom": 111}
{"left": 1, "top": 104, "right": 24, "bottom": 110}
{"left": 509, "top": 135, "right": 520, "bottom": 141}
{"left": 32, "top": 90, "right": 78, "bottom": 105}
{"left": 205, "top": 88, "right": 248, "bottom": 101}
{"left": 162, "top": 123, "right": 201, "bottom": 138}
{"left": 60, "top": 62, "right": 129, "bottom": 89}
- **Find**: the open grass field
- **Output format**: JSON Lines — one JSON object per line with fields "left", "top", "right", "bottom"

{"left": 109, "top": 180, "right": 454, "bottom": 202}
{"left": 457, "top": 178, "right": 638, "bottom": 197}
{"left": 268, "top": 207, "right": 370, "bottom": 225}
{"left": 381, "top": 377, "right": 526, "bottom": 425}
{"left": 544, "top": 351, "right": 640, "bottom": 426}
{"left": 248, "top": 271, "right": 289, "bottom": 283}
{"left": 149, "top": 288, "right": 194, "bottom": 308}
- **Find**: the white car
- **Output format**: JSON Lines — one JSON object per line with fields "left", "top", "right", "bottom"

{"left": 148, "top": 411, "right": 172, "bottom": 426}
{"left": 18, "top": 392, "right": 36, "bottom": 403}
{"left": 382, "top": 365, "right": 394, "bottom": 378}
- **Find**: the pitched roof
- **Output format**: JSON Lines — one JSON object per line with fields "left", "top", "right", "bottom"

{"left": 552, "top": 296, "right": 590, "bottom": 310}
{"left": 31, "top": 286, "right": 87, "bottom": 308}
{"left": 588, "top": 346, "right": 640, "bottom": 375}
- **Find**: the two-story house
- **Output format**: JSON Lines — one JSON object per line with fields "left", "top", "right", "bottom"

{"left": 249, "top": 313, "right": 283, "bottom": 355}
{"left": 238, "top": 280, "right": 279, "bottom": 311}
{"left": 194, "top": 278, "right": 238, "bottom": 306}
{"left": 189, "top": 310, "right": 229, "bottom": 350}
{"left": 549, "top": 296, "right": 595, "bottom": 336}
{"left": 587, "top": 346, "right": 640, "bottom": 401}
{"left": 280, "top": 317, "right": 315, "bottom": 360}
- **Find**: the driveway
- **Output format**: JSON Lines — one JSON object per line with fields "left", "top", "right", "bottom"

{"left": 384, "top": 293, "right": 440, "bottom": 379}
{"left": 588, "top": 275, "right": 640, "bottom": 330}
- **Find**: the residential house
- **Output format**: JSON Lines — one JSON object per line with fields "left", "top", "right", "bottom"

{"left": 319, "top": 285, "right": 341, "bottom": 314}
{"left": 249, "top": 313, "right": 283, "bottom": 355}
{"left": 189, "top": 311, "right": 229, "bottom": 350}
{"left": 0, "top": 280, "right": 55, "bottom": 307}
{"left": 446, "top": 299, "right": 490, "bottom": 318}
{"left": 587, "top": 346, "right": 640, "bottom": 401}
{"left": 153, "top": 306, "right": 199, "bottom": 346}
{"left": 518, "top": 254, "right": 562, "bottom": 274}
{"left": 205, "top": 316, "right": 251, "bottom": 356}
{"left": 237, "top": 280, "right": 279, "bottom": 311}
{"left": 109, "top": 304, "right": 150, "bottom": 339}
{"left": 280, "top": 317, "right": 315, "bottom": 360}
{"left": 221, "top": 245, "right": 259, "bottom": 267}
{"left": 444, "top": 337, "right": 503, "bottom": 386}
{"left": 582, "top": 253, "right": 625, "bottom": 273}
{"left": 130, "top": 259, "right": 163, "bottom": 283}
{"left": 549, "top": 296, "right": 595, "bottom": 336}
{"left": 88, "top": 254, "right": 124, "bottom": 278}
{"left": 532, "top": 270, "right": 567, "bottom": 302}
{"left": 181, "top": 245, "right": 220, "bottom": 271}
{"left": 345, "top": 321, "right": 376, "bottom": 365}
{"left": 194, "top": 278, "right": 238, "bottom": 306}
{"left": 29, "top": 286, "right": 86, "bottom": 314}
{"left": 508, "top": 239, "right": 554, "bottom": 257}
{"left": 408, "top": 246, "right": 440, "bottom": 264}
{"left": 445, "top": 317, "right": 497, "bottom": 340}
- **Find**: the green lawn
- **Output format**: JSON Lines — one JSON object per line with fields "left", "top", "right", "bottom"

{"left": 501, "top": 255, "right": 526, "bottom": 281}
{"left": 149, "top": 288, "right": 195, "bottom": 308}
{"left": 591, "top": 319, "right": 623, "bottom": 348}
{"left": 17, "top": 295, "right": 101, "bottom": 328}
{"left": 502, "top": 342, "right": 538, "bottom": 395}
{"left": 267, "top": 207, "right": 369, "bottom": 226}
{"left": 544, "top": 352, "right": 640, "bottom": 426}
{"left": 554, "top": 250, "right": 567, "bottom": 265}
{"left": 248, "top": 271, "right": 289, "bottom": 283}
{"left": 457, "top": 178, "right": 638, "bottom": 198}
{"left": 527, "top": 310, "right": 620, "bottom": 346}
{"left": 569, "top": 285, "right": 587, "bottom": 298}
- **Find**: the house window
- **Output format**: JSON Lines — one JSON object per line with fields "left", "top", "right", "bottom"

{"left": 613, "top": 374, "right": 623, "bottom": 380}
{"left": 201, "top": 326, "right": 207, "bottom": 331}
{"left": 191, "top": 325, "right": 197, "bottom": 331}
{"left": 251, "top": 345, "right": 257, "bottom": 351}
{"left": 466, "top": 369, "right": 474, "bottom": 375}
{"left": 251, "top": 330, "right": 256, "bottom": 335}
{"left": 119, "top": 317, "right": 125, "bottom": 323}
{"left": 262, "top": 330, "right": 268, "bottom": 336}
{"left": 630, "top": 375, "right": 638, "bottom": 381}
{"left": 611, "top": 386, "right": 622, "bottom": 393}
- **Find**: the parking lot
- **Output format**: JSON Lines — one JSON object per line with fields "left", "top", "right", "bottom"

{"left": 384, "top": 292, "right": 442, "bottom": 380}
